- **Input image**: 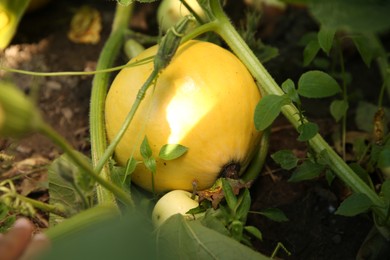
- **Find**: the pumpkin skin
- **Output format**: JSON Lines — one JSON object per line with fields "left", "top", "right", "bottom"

{"left": 105, "top": 40, "right": 261, "bottom": 193}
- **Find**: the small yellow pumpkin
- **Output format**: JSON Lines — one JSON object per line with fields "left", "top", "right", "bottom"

{"left": 105, "top": 40, "right": 261, "bottom": 193}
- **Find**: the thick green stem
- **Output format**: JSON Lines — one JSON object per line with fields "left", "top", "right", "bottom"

{"left": 90, "top": 4, "right": 133, "bottom": 205}
{"left": 209, "top": 1, "right": 387, "bottom": 219}
{"left": 38, "top": 123, "right": 134, "bottom": 207}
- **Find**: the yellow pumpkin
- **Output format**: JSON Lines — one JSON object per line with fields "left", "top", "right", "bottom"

{"left": 105, "top": 40, "right": 261, "bottom": 193}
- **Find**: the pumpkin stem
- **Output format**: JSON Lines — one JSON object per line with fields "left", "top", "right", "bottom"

{"left": 220, "top": 162, "right": 241, "bottom": 179}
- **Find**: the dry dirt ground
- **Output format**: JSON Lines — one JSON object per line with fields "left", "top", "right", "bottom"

{"left": 0, "top": 0, "right": 387, "bottom": 259}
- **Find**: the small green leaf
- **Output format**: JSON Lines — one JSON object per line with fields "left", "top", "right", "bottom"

{"left": 125, "top": 157, "right": 137, "bottom": 177}
{"left": 143, "top": 157, "right": 156, "bottom": 175}
{"left": 351, "top": 34, "right": 376, "bottom": 67}
{"left": 140, "top": 136, "right": 152, "bottom": 159}
{"left": 159, "top": 144, "right": 188, "bottom": 160}
{"left": 258, "top": 208, "right": 289, "bottom": 222}
{"left": 231, "top": 220, "right": 244, "bottom": 242}
{"left": 271, "top": 150, "right": 298, "bottom": 170}
{"left": 297, "top": 70, "right": 341, "bottom": 98}
{"left": 281, "top": 79, "right": 299, "bottom": 103}
{"left": 289, "top": 161, "right": 325, "bottom": 182}
{"left": 303, "top": 39, "right": 321, "bottom": 66}
{"left": 330, "top": 99, "right": 349, "bottom": 122}
{"left": 244, "top": 226, "right": 263, "bottom": 240}
{"left": 297, "top": 122, "right": 319, "bottom": 141}
{"left": 335, "top": 193, "right": 373, "bottom": 217}
{"left": 317, "top": 26, "right": 336, "bottom": 55}
{"left": 254, "top": 94, "right": 291, "bottom": 131}
{"left": 236, "top": 189, "right": 251, "bottom": 221}
{"left": 221, "top": 179, "right": 237, "bottom": 211}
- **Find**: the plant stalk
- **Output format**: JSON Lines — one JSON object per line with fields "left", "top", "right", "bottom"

{"left": 90, "top": 4, "right": 133, "bottom": 205}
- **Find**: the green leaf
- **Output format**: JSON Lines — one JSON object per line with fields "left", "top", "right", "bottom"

{"left": 222, "top": 179, "right": 237, "bottom": 211}
{"left": 144, "top": 157, "right": 156, "bottom": 175}
{"left": 140, "top": 136, "right": 152, "bottom": 159}
{"left": 271, "top": 150, "right": 298, "bottom": 170}
{"left": 335, "top": 193, "right": 373, "bottom": 216}
{"left": 159, "top": 144, "right": 188, "bottom": 160}
{"left": 254, "top": 94, "right": 291, "bottom": 131}
{"left": 125, "top": 157, "right": 137, "bottom": 177}
{"left": 297, "top": 70, "right": 341, "bottom": 98}
{"left": 317, "top": 26, "right": 336, "bottom": 55}
{"left": 303, "top": 39, "right": 320, "bottom": 66}
{"left": 297, "top": 122, "right": 319, "bottom": 141}
{"left": 236, "top": 189, "right": 251, "bottom": 221}
{"left": 380, "top": 180, "right": 390, "bottom": 201}
{"left": 351, "top": 34, "right": 376, "bottom": 67}
{"left": 244, "top": 226, "right": 263, "bottom": 240}
{"left": 330, "top": 99, "right": 349, "bottom": 122}
{"left": 378, "top": 147, "right": 390, "bottom": 169}
{"left": 258, "top": 208, "right": 289, "bottom": 222}
{"left": 41, "top": 209, "right": 155, "bottom": 260}
{"left": 289, "top": 161, "right": 325, "bottom": 182}
{"left": 309, "top": 0, "right": 390, "bottom": 33}
{"left": 48, "top": 153, "right": 91, "bottom": 225}
{"left": 281, "top": 79, "right": 299, "bottom": 103}
{"left": 231, "top": 220, "right": 244, "bottom": 242}
{"left": 200, "top": 209, "right": 230, "bottom": 236}
{"left": 156, "top": 214, "right": 269, "bottom": 260}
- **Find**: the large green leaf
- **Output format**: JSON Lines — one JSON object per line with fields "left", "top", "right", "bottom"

{"left": 48, "top": 153, "right": 93, "bottom": 225}
{"left": 41, "top": 209, "right": 155, "bottom": 260}
{"left": 156, "top": 214, "right": 270, "bottom": 259}
{"left": 309, "top": 0, "right": 390, "bottom": 33}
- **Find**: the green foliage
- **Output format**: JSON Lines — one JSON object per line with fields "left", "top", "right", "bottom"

{"left": 159, "top": 144, "right": 188, "bottom": 160}
{"left": 308, "top": 0, "right": 390, "bottom": 33}
{"left": 271, "top": 150, "right": 299, "bottom": 170}
{"left": 140, "top": 136, "right": 156, "bottom": 175}
{"left": 289, "top": 161, "right": 325, "bottom": 182}
{"left": 254, "top": 94, "right": 291, "bottom": 131}
{"left": 317, "top": 26, "right": 336, "bottom": 55}
{"left": 48, "top": 153, "right": 95, "bottom": 226}
{"left": 239, "top": 9, "right": 278, "bottom": 63}
{"left": 330, "top": 99, "right": 349, "bottom": 122}
{"left": 297, "top": 122, "right": 319, "bottom": 141}
{"left": 42, "top": 210, "right": 156, "bottom": 260}
{"left": 255, "top": 208, "right": 289, "bottom": 223}
{"left": 335, "top": 193, "right": 374, "bottom": 217}
{"left": 297, "top": 70, "right": 341, "bottom": 98}
{"left": 156, "top": 214, "right": 269, "bottom": 260}
{"left": 0, "top": 204, "right": 15, "bottom": 233}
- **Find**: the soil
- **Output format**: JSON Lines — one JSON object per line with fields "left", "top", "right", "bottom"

{"left": 1, "top": 0, "right": 389, "bottom": 259}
